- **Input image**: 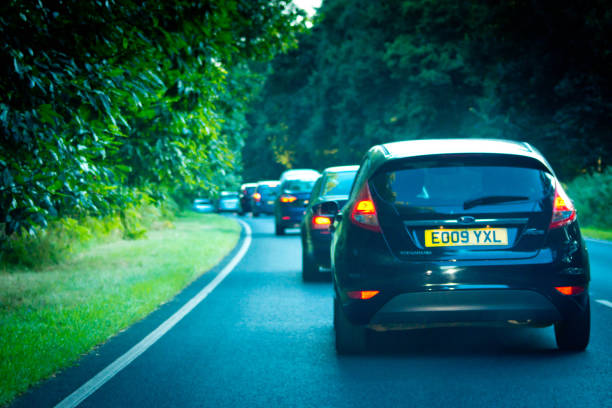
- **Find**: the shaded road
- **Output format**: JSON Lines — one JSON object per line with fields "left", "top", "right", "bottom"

{"left": 15, "top": 216, "right": 612, "bottom": 407}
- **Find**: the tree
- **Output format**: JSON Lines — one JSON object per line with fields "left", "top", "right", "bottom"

{"left": 244, "top": 0, "right": 612, "bottom": 181}
{"left": 0, "top": 0, "right": 304, "bottom": 234}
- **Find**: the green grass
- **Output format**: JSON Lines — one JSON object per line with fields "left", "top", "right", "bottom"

{"left": 0, "top": 213, "right": 240, "bottom": 406}
{"left": 581, "top": 227, "right": 612, "bottom": 241}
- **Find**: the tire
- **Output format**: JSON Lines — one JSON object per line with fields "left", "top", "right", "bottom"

{"left": 302, "top": 248, "right": 318, "bottom": 282}
{"left": 252, "top": 211, "right": 260, "bottom": 218}
{"left": 275, "top": 220, "right": 285, "bottom": 236}
{"left": 555, "top": 298, "right": 590, "bottom": 351}
{"left": 334, "top": 297, "right": 366, "bottom": 354}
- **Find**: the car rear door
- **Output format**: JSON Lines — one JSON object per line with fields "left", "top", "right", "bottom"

{"left": 368, "top": 154, "right": 554, "bottom": 262}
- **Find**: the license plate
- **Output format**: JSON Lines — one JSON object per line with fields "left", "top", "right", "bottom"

{"left": 267, "top": 200, "right": 274, "bottom": 205}
{"left": 424, "top": 228, "right": 508, "bottom": 247}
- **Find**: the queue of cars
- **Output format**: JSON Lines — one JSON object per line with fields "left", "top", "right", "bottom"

{"left": 200, "top": 138, "right": 591, "bottom": 355}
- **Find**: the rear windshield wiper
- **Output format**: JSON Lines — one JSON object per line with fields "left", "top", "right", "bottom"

{"left": 463, "top": 195, "right": 529, "bottom": 210}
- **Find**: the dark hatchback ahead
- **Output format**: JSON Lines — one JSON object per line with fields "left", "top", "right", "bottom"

{"left": 331, "top": 139, "right": 590, "bottom": 354}
{"left": 238, "top": 183, "right": 257, "bottom": 215}
{"left": 274, "top": 169, "right": 320, "bottom": 235}
{"left": 251, "top": 180, "right": 279, "bottom": 217}
{"left": 301, "top": 165, "right": 358, "bottom": 281}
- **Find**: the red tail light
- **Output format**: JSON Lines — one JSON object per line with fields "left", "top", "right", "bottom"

{"left": 252, "top": 192, "right": 261, "bottom": 202}
{"left": 347, "top": 290, "right": 380, "bottom": 300}
{"left": 312, "top": 215, "right": 332, "bottom": 230}
{"left": 549, "top": 183, "right": 576, "bottom": 229}
{"left": 280, "top": 195, "right": 298, "bottom": 203}
{"left": 555, "top": 286, "right": 585, "bottom": 295}
{"left": 350, "top": 181, "right": 381, "bottom": 232}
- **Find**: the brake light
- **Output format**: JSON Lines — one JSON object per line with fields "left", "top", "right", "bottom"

{"left": 555, "top": 286, "right": 585, "bottom": 295}
{"left": 350, "top": 181, "right": 381, "bottom": 232}
{"left": 347, "top": 290, "right": 380, "bottom": 300}
{"left": 312, "top": 215, "right": 331, "bottom": 230}
{"left": 549, "top": 184, "right": 576, "bottom": 229}
{"left": 252, "top": 192, "right": 261, "bottom": 202}
{"left": 280, "top": 195, "right": 298, "bottom": 203}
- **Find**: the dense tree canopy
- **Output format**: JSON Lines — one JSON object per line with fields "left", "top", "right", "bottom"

{"left": 244, "top": 0, "right": 612, "bottom": 181}
{"left": 0, "top": 0, "right": 303, "bottom": 234}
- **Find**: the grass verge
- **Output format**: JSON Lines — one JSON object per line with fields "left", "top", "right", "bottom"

{"left": 581, "top": 227, "right": 612, "bottom": 242}
{"left": 0, "top": 213, "right": 240, "bottom": 406}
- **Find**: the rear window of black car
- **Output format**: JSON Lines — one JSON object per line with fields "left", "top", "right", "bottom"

{"left": 282, "top": 179, "right": 316, "bottom": 192}
{"left": 258, "top": 185, "right": 277, "bottom": 195}
{"left": 321, "top": 171, "right": 357, "bottom": 196}
{"left": 370, "top": 163, "right": 552, "bottom": 208}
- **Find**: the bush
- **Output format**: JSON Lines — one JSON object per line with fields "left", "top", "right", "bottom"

{"left": 566, "top": 167, "right": 612, "bottom": 229}
{"left": 0, "top": 198, "right": 179, "bottom": 269}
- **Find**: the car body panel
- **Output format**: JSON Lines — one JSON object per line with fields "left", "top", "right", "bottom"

{"left": 239, "top": 183, "right": 257, "bottom": 213}
{"left": 215, "top": 192, "right": 240, "bottom": 212}
{"left": 331, "top": 139, "right": 590, "bottom": 333}
{"left": 301, "top": 166, "right": 358, "bottom": 270}
{"left": 275, "top": 170, "right": 320, "bottom": 230}
{"left": 252, "top": 180, "right": 280, "bottom": 215}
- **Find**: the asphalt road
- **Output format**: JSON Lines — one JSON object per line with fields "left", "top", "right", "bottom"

{"left": 14, "top": 215, "right": 612, "bottom": 407}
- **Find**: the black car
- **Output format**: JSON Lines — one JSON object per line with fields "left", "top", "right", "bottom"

{"left": 251, "top": 180, "right": 280, "bottom": 217}
{"left": 274, "top": 169, "right": 320, "bottom": 235}
{"left": 331, "top": 139, "right": 590, "bottom": 354}
{"left": 238, "top": 183, "right": 257, "bottom": 215}
{"left": 301, "top": 165, "right": 359, "bottom": 281}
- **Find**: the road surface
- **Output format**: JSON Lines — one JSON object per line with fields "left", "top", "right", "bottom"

{"left": 14, "top": 215, "right": 612, "bottom": 407}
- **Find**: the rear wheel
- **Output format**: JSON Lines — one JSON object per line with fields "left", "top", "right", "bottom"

{"left": 555, "top": 298, "right": 590, "bottom": 351}
{"left": 334, "top": 297, "right": 366, "bottom": 354}
{"left": 302, "top": 248, "right": 318, "bottom": 282}
{"left": 252, "top": 211, "right": 260, "bottom": 218}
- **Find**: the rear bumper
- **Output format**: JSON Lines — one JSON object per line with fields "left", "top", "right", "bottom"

{"left": 367, "top": 289, "right": 562, "bottom": 330}
{"left": 278, "top": 206, "right": 307, "bottom": 226}
{"left": 253, "top": 202, "right": 274, "bottom": 214}
{"left": 311, "top": 232, "right": 332, "bottom": 267}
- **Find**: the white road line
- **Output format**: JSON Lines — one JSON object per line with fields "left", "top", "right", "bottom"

{"left": 595, "top": 299, "right": 612, "bottom": 309}
{"left": 55, "top": 219, "right": 252, "bottom": 408}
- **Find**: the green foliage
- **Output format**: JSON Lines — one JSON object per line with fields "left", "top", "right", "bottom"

{"left": 244, "top": 0, "right": 612, "bottom": 180}
{"left": 0, "top": 196, "right": 178, "bottom": 269}
{"left": 0, "top": 1, "right": 304, "bottom": 235}
{"left": 566, "top": 168, "right": 612, "bottom": 229}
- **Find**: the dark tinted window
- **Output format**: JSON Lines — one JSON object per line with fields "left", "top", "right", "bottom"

{"left": 258, "top": 185, "right": 278, "bottom": 196}
{"left": 371, "top": 165, "right": 552, "bottom": 207}
{"left": 282, "top": 179, "right": 316, "bottom": 193}
{"left": 321, "top": 171, "right": 357, "bottom": 196}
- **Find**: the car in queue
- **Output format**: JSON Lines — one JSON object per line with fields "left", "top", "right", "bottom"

{"left": 214, "top": 191, "right": 240, "bottom": 213}
{"left": 274, "top": 169, "right": 320, "bottom": 236}
{"left": 238, "top": 183, "right": 257, "bottom": 215}
{"left": 251, "top": 180, "right": 280, "bottom": 217}
{"left": 301, "top": 165, "right": 359, "bottom": 281}
{"left": 192, "top": 198, "right": 214, "bottom": 213}
{"left": 330, "top": 138, "right": 590, "bottom": 354}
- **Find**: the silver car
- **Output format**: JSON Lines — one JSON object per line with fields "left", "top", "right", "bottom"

{"left": 215, "top": 191, "right": 240, "bottom": 213}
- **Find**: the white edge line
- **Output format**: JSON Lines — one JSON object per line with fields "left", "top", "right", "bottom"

{"left": 55, "top": 219, "right": 252, "bottom": 408}
{"left": 595, "top": 299, "right": 612, "bottom": 309}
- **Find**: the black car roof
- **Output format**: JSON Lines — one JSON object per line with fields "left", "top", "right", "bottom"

{"left": 381, "top": 138, "right": 536, "bottom": 158}
{"left": 375, "top": 138, "right": 551, "bottom": 171}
